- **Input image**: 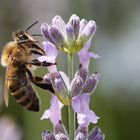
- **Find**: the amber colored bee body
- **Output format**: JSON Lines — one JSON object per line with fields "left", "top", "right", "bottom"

{"left": 1, "top": 28, "right": 45, "bottom": 112}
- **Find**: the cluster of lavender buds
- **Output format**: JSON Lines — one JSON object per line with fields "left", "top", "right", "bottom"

{"left": 38, "top": 14, "right": 105, "bottom": 140}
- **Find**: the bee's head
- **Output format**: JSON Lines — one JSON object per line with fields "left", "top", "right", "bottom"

{"left": 13, "top": 31, "right": 30, "bottom": 42}
{"left": 13, "top": 21, "right": 39, "bottom": 42}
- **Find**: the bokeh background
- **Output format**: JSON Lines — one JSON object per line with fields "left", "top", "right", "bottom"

{"left": 0, "top": 0, "right": 140, "bottom": 140}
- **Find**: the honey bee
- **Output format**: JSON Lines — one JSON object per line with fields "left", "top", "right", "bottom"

{"left": 1, "top": 21, "right": 54, "bottom": 112}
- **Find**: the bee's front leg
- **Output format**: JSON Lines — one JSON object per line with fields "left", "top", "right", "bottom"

{"left": 28, "top": 59, "right": 56, "bottom": 67}
{"left": 26, "top": 68, "right": 54, "bottom": 93}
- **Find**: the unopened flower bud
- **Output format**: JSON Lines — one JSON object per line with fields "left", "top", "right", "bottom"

{"left": 66, "top": 24, "right": 75, "bottom": 44}
{"left": 68, "top": 14, "right": 80, "bottom": 40}
{"left": 80, "top": 19, "right": 87, "bottom": 32}
{"left": 49, "top": 25, "right": 65, "bottom": 49}
{"left": 81, "top": 20, "right": 96, "bottom": 39}
{"left": 52, "top": 15, "right": 66, "bottom": 38}
{"left": 82, "top": 72, "right": 100, "bottom": 94}
{"left": 88, "top": 127, "right": 105, "bottom": 140}
{"left": 41, "top": 23, "right": 55, "bottom": 43}
{"left": 76, "top": 67, "right": 88, "bottom": 83}
{"left": 75, "top": 126, "right": 88, "bottom": 140}
{"left": 42, "top": 130, "right": 55, "bottom": 140}
{"left": 71, "top": 76, "right": 83, "bottom": 97}
{"left": 50, "top": 72, "right": 70, "bottom": 105}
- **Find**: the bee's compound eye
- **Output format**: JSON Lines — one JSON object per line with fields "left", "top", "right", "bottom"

{"left": 19, "top": 34, "right": 28, "bottom": 40}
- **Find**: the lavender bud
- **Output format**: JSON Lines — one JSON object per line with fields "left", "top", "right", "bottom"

{"left": 50, "top": 72, "right": 68, "bottom": 95}
{"left": 52, "top": 15, "right": 66, "bottom": 37}
{"left": 41, "top": 23, "right": 55, "bottom": 44}
{"left": 49, "top": 25, "right": 65, "bottom": 48}
{"left": 71, "top": 76, "right": 83, "bottom": 97}
{"left": 75, "top": 126, "right": 88, "bottom": 140}
{"left": 54, "top": 120, "right": 68, "bottom": 137}
{"left": 68, "top": 14, "right": 80, "bottom": 40}
{"left": 76, "top": 67, "right": 88, "bottom": 83}
{"left": 80, "top": 19, "right": 87, "bottom": 32}
{"left": 82, "top": 72, "right": 100, "bottom": 94}
{"left": 66, "top": 24, "right": 75, "bottom": 44}
{"left": 42, "top": 130, "right": 56, "bottom": 140}
{"left": 81, "top": 20, "right": 96, "bottom": 39}
{"left": 55, "top": 133, "right": 69, "bottom": 140}
{"left": 88, "top": 127, "right": 105, "bottom": 140}
{"left": 50, "top": 72, "right": 70, "bottom": 105}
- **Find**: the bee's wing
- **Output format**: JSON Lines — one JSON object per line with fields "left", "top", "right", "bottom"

{"left": 3, "top": 68, "right": 10, "bottom": 107}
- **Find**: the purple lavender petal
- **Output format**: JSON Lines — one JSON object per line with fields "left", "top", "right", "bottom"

{"left": 72, "top": 94, "right": 99, "bottom": 127}
{"left": 89, "top": 52, "right": 100, "bottom": 59}
{"left": 78, "top": 38, "right": 98, "bottom": 69}
{"left": 72, "top": 94, "right": 90, "bottom": 114}
{"left": 37, "top": 41, "right": 58, "bottom": 64}
{"left": 42, "top": 41, "right": 58, "bottom": 58}
{"left": 77, "top": 110, "right": 99, "bottom": 127}
{"left": 41, "top": 94, "right": 63, "bottom": 126}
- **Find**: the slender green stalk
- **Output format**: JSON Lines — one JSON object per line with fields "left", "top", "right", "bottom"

{"left": 67, "top": 53, "right": 75, "bottom": 140}
{"left": 67, "top": 53, "right": 74, "bottom": 80}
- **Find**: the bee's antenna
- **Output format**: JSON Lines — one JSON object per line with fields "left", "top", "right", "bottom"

{"left": 32, "top": 34, "right": 43, "bottom": 36}
{"left": 26, "top": 21, "right": 38, "bottom": 32}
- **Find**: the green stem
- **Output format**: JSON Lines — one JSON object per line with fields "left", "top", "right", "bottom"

{"left": 67, "top": 53, "right": 74, "bottom": 80}
{"left": 68, "top": 105, "right": 75, "bottom": 140}
{"left": 67, "top": 53, "right": 75, "bottom": 140}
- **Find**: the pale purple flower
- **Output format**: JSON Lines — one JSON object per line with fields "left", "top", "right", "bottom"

{"left": 72, "top": 94, "right": 99, "bottom": 127}
{"left": 41, "top": 14, "right": 97, "bottom": 53}
{"left": 41, "top": 94, "right": 63, "bottom": 126}
{"left": 78, "top": 38, "right": 99, "bottom": 70}
{"left": 37, "top": 41, "right": 58, "bottom": 73}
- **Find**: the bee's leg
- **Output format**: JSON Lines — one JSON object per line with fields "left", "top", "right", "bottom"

{"left": 26, "top": 68, "right": 54, "bottom": 93}
{"left": 17, "top": 40, "right": 33, "bottom": 45}
{"left": 28, "top": 59, "right": 56, "bottom": 67}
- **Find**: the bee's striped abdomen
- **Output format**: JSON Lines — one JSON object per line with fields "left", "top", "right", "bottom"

{"left": 11, "top": 82, "right": 39, "bottom": 112}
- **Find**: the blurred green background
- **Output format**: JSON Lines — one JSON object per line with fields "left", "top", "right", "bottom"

{"left": 0, "top": 0, "right": 140, "bottom": 140}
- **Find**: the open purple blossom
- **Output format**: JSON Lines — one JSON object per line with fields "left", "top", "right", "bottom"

{"left": 72, "top": 94, "right": 99, "bottom": 127}
{"left": 41, "top": 14, "right": 97, "bottom": 53}
{"left": 78, "top": 38, "right": 99, "bottom": 70}
{"left": 37, "top": 41, "right": 58, "bottom": 73}
{"left": 41, "top": 94, "right": 63, "bottom": 126}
